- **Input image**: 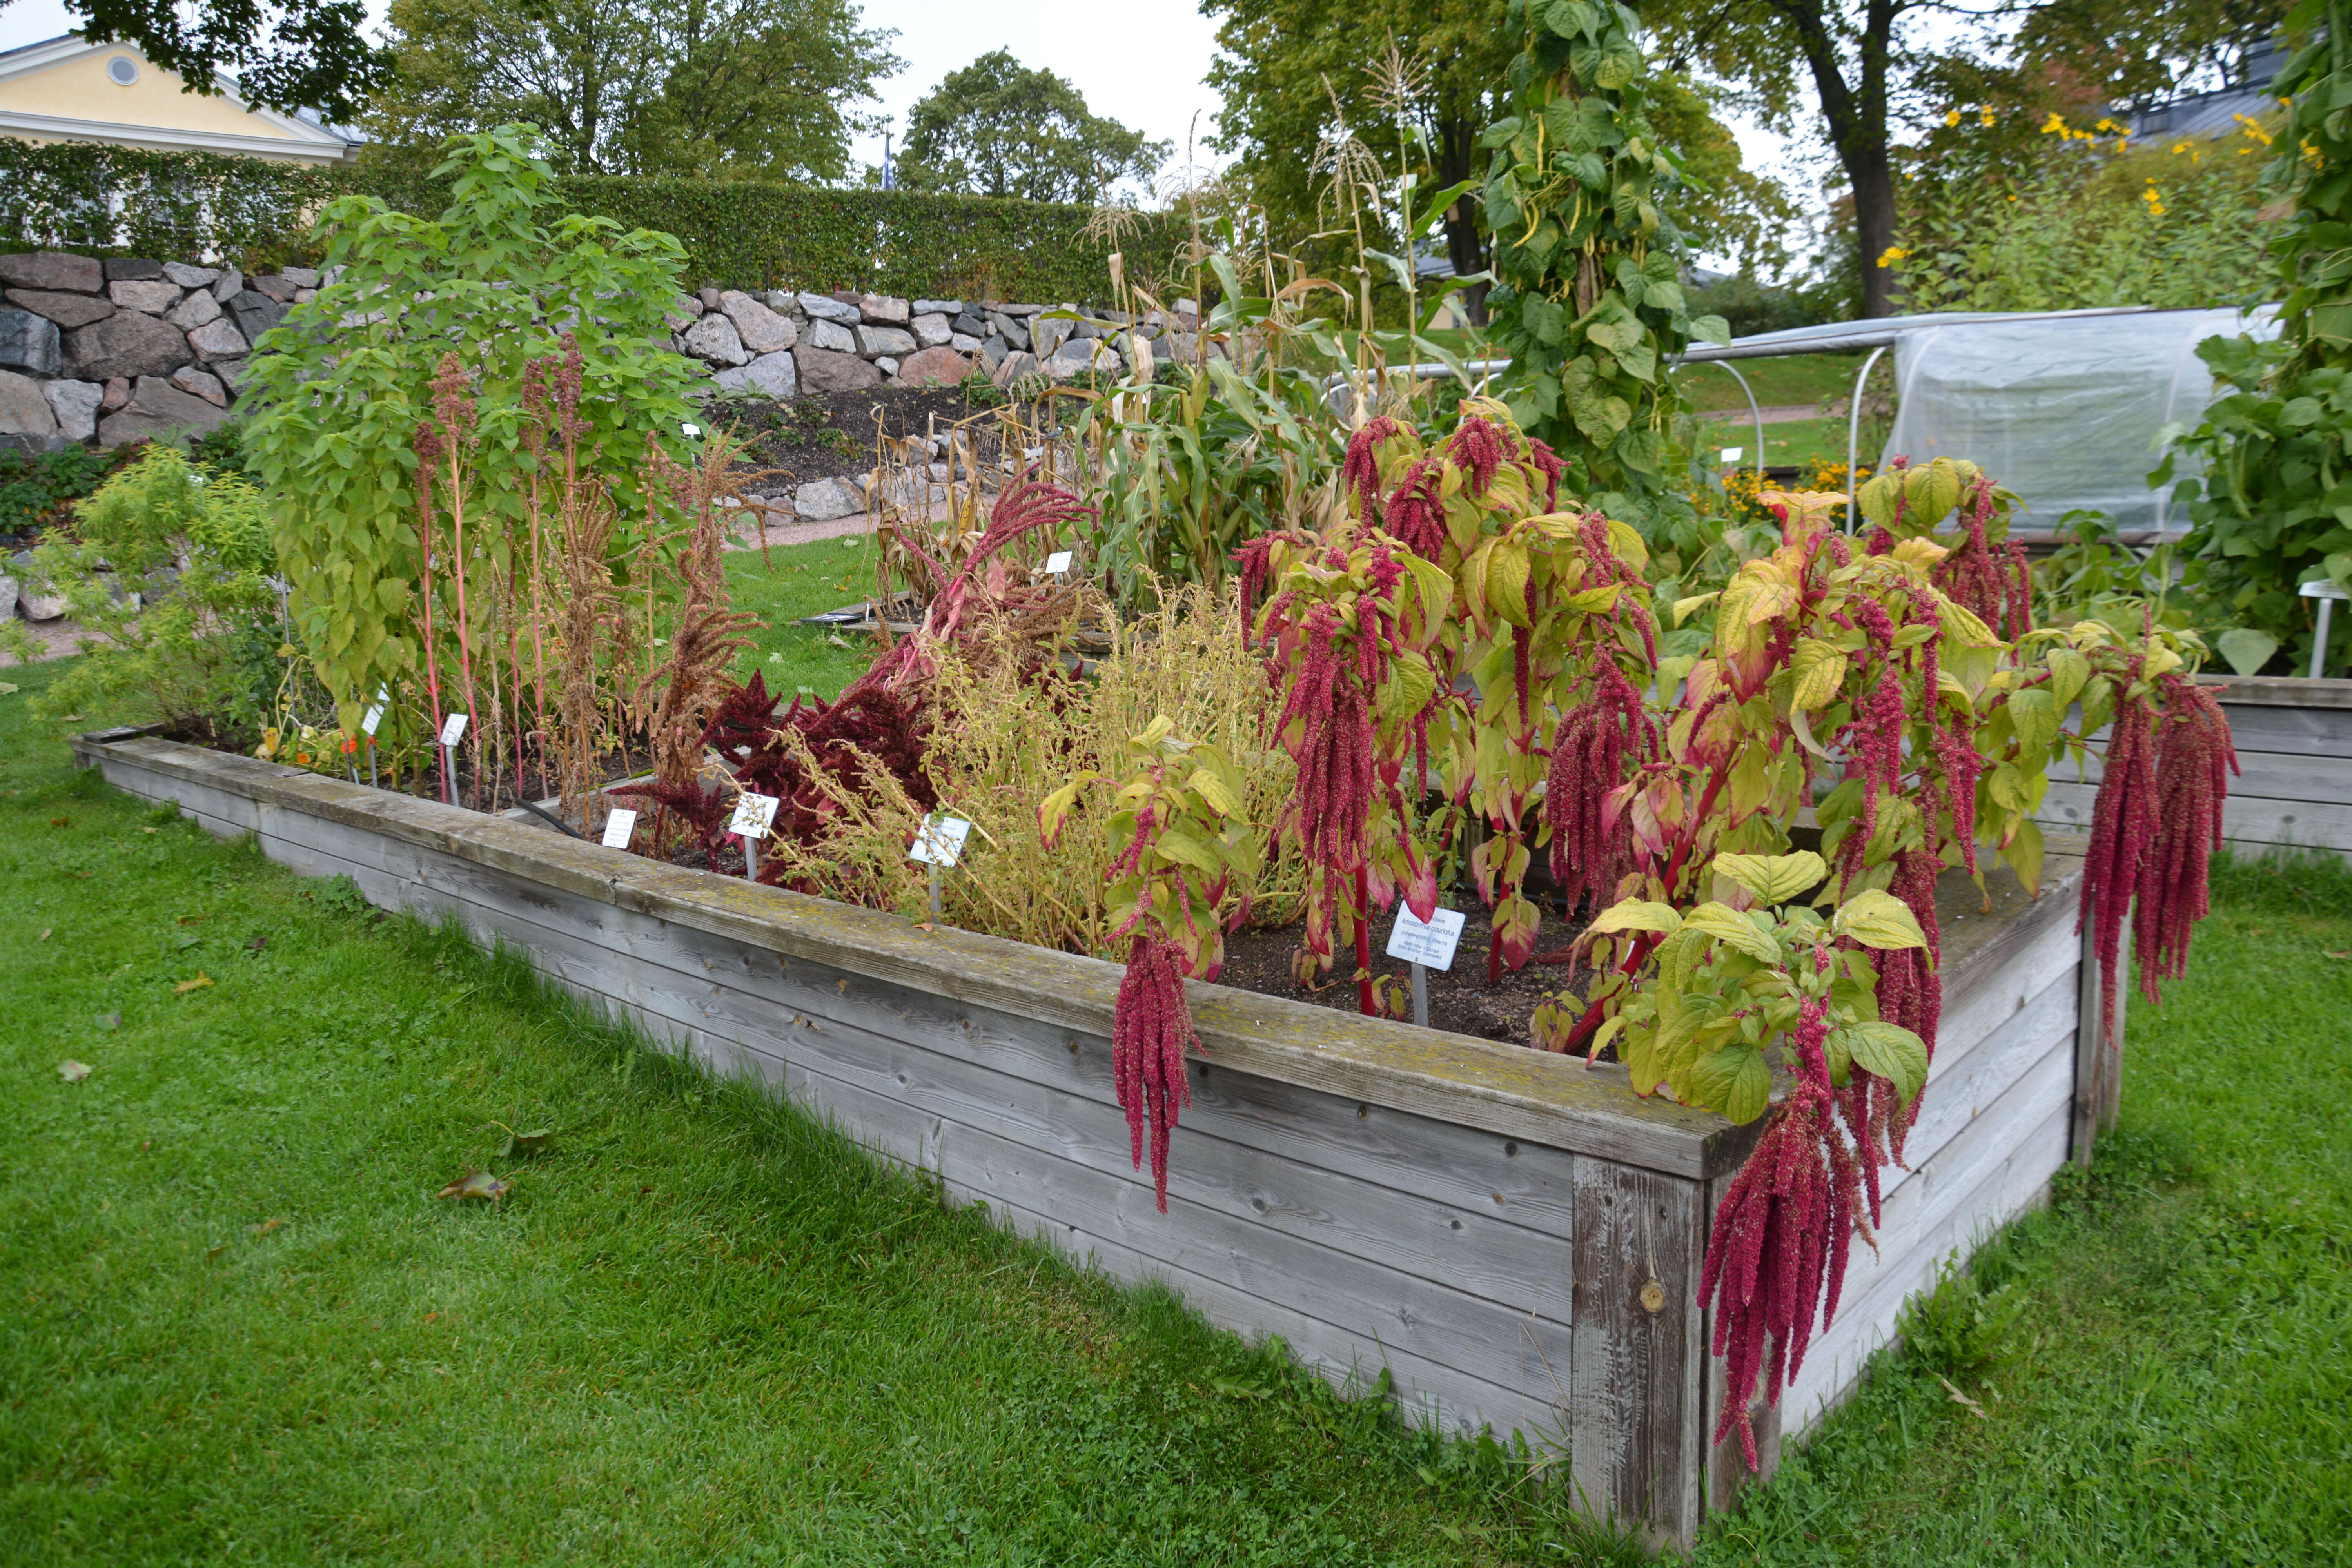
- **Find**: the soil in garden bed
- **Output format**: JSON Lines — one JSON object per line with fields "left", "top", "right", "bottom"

{"left": 1216, "top": 900, "right": 1595, "bottom": 1046}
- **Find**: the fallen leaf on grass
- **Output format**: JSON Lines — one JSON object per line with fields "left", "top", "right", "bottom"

{"left": 251, "top": 1218, "right": 285, "bottom": 1236}
{"left": 2328, "top": 950, "right": 2349, "bottom": 960}
{"left": 492, "top": 1123, "right": 554, "bottom": 1159}
{"left": 173, "top": 973, "right": 214, "bottom": 996}
{"left": 1936, "top": 1373, "right": 1990, "bottom": 1420}
{"left": 174, "top": 933, "right": 201, "bottom": 950}
{"left": 437, "top": 1170, "right": 510, "bottom": 1206}
{"left": 204, "top": 1243, "right": 226, "bottom": 1259}
{"left": 95, "top": 1012, "right": 120, "bottom": 1031}
{"left": 246, "top": 935, "right": 269, "bottom": 951}
{"left": 65, "top": 871, "right": 91, "bottom": 880}
{"left": 0, "top": 681, "right": 16, "bottom": 693}
{"left": 57, "top": 1060, "right": 91, "bottom": 1082}
{"left": 49, "top": 817, "right": 69, "bottom": 828}
{"left": 37, "top": 928, "right": 50, "bottom": 941}
{"left": 139, "top": 826, "right": 157, "bottom": 835}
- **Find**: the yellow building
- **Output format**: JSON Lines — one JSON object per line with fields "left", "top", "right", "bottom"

{"left": 0, "top": 34, "right": 354, "bottom": 164}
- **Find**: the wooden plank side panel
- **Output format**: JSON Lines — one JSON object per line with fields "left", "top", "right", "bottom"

{"left": 1779, "top": 1045, "right": 2075, "bottom": 1432}
{"left": 2051, "top": 743, "right": 2352, "bottom": 803}
{"left": 1900, "top": 965, "right": 2078, "bottom": 1181}
{"left": 2203, "top": 699, "right": 2352, "bottom": 758}
{"left": 174, "top": 788, "right": 1590, "bottom": 1430}
{"left": 1569, "top": 1161, "right": 1706, "bottom": 1547}
{"left": 2038, "top": 779, "right": 2352, "bottom": 856}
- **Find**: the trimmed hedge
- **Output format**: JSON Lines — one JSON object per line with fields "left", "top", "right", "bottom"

{"left": 0, "top": 137, "right": 348, "bottom": 270}
{"left": 1, "top": 138, "right": 1188, "bottom": 303}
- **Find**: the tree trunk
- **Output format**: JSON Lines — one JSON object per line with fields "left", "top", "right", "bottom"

{"left": 1437, "top": 115, "right": 1490, "bottom": 327}
{"left": 1780, "top": 0, "right": 1902, "bottom": 319}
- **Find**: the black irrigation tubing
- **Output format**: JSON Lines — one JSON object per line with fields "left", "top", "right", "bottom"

{"left": 513, "top": 797, "right": 587, "bottom": 839}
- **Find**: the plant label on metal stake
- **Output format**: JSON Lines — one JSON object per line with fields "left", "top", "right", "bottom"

{"left": 361, "top": 687, "right": 387, "bottom": 790}
{"left": 729, "top": 791, "right": 780, "bottom": 882}
{"left": 1386, "top": 906, "right": 1465, "bottom": 1030}
{"left": 437, "top": 712, "right": 467, "bottom": 806}
{"left": 1045, "top": 550, "right": 1073, "bottom": 577}
{"left": 909, "top": 813, "right": 973, "bottom": 921}
{"left": 601, "top": 808, "right": 638, "bottom": 850}
{"left": 1720, "top": 446, "right": 1743, "bottom": 466}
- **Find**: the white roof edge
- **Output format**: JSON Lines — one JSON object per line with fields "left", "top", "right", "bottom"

{"left": 0, "top": 33, "right": 352, "bottom": 153}
{"left": 0, "top": 109, "right": 352, "bottom": 162}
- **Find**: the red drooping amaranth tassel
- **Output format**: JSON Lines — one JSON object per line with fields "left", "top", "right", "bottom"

{"left": 1381, "top": 459, "right": 1448, "bottom": 561}
{"left": 2078, "top": 696, "right": 2158, "bottom": 1047}
{"left": 1342, "top": 416, "right": 1403, "bottom": 526}
{"left": 2132, "top": 675, "right": 2238, "bottom": 1009}
{"left": 1544, "top": 657, "right": 1657, "bottom": 911}
{"left": 1446, "top": 416, "right": 1507, "bottom": 496}
{"left": 1113, "top": 934, "right": 1197, "bottom": 1212}
{"left": 1697, "top": 991, "right": 1866, "bottom": 1470}
{"left": 1526, "top": 437, "right": 1564, "bottom": 511}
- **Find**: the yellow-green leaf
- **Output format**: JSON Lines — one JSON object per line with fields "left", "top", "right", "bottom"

{"left": 1712, "top": 850, "right": 1827, "bottom": 906}
{"left": 1831, "top": 888, "right": 1928, "bottom": 950}
{"left": 1682, "top": 902, "right": 1782, "bottom": 962}
{"left": 1588, "top": 898, "right": 1682, "bottom": 936}
{"left": 1845, "top": 1019, "right": 1929, "bottom": 1104}
{"left": 1789, "top": 637, "right": 1847, "bottom": 711}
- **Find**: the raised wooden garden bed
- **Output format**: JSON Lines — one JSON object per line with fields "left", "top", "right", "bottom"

{"left": 72, "top": 728, "right": 2105, "bottom": 1548}
{"left": 2037, "top": 674, "right": 2352, "bottom": 861}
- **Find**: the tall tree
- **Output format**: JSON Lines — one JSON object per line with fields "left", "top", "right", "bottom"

{"left": 1205, "top": 0, "right": 1513, "bottom": 319}
{"left": 897, "top": 50, "right": 1169, "bottom": 204}
{"left": 368, "top": 0, "right": 897, "bottom": 181}
{"left": 1646, "top": 0, "right": 2289, "bottom": 318}
{"left": 0, "top": 0, "right": 387, "bottom": 119}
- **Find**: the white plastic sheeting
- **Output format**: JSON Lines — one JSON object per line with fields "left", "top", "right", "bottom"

{"left": 1881, "top": 306, "right": 2278, "bottom": 532}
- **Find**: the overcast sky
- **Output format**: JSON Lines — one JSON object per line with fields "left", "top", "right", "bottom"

{"left": 1, "top": 0, "right": 1800, "bottom": 260}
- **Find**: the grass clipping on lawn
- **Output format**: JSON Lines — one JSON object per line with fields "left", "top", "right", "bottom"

{"left": 758, "top": 581, "right": 1304, "bottom": 957}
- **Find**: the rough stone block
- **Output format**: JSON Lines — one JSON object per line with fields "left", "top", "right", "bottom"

{"left": 793, "top": 345, "right": 882, "bottom": 393}
{"left": 0, "top": 368, "right": 60, "bottom": 441}
{"left": 912, "top": 298, "right": 962, "bottom": 317}
{"left": 681, "top": 312, "right": 752, "bottom": 367}
{"left": 763, "top": 289, "right": 798, "bottom": 316}
{"left": 950, "top": 332, "right": 983, "bottom": 354}
{"left": 247, "top": 274, "right": 297, "bottom": 303}
{"left": 806, "top": 317, "right": 857, "bottom": 355}
{"left": 672, "top": 292, "right": 704, "bottom": 319}
{"left": 0, "top": 308, "right": 63, "bottom": 376}
{"left": 798, "top": 292, "right": 860, "bottom": 323}
{"left": 1044, "top": 339, "right": 1120, "bottom": 381}
{"left": 171, "top": 366, "right": 229, "bottom": 407}
{"left": 952, "top": 311, "right": 986, "bottom": 339}
{"left": 100, "top": 377, "right": 130, "bottom": 411}
{"left": 910, "top": 312, "right": 952, "bottom": 348}
{"left": 856, "top": 323, "right": 917, "bottom": 358}
{"left": 1, "top": 251, "right": 104, "bottom": 293}
{"left": 211, "top": 269, "right": 244, "bottom": 302}
{"left": 225, "top": 290, "right": 286, "bottom": 344}
{"left": 43, "top": 378, "right": 102, "bottom": 441}
{"left": 104, "top": 257, "right": 165, "bottom": 281}
{"left": 987, "top": 312, "right": 1030, "bottom": 349}
{"left": 857, "top": 293, "right": 910, "bottom": 325}
{"left": 717, "top": 290, "right": 797, "bottom": 354}
{"left": 1031, "top": 314, "right": 1075, "bottom": 358}
{"left": 167, "top": 290, "right": 222, "bottom": 330}
{"left": 210, "top": 356, "right": 252, "bottom": 392}
{"left": 895, "top": 346, "right": 971, "bottom": 388}
{"left": 185, "top": 317, "right": 249, "bottom": 363}
{"left": 873, "top": 356, "right": 900, "bottom": 378}
{"left": 98, "top": 374, "right": 229, "bottom": 447}
{"left": 162, "top": 261, "right": 220, "bottom": 289}
{"left": 989, "top": 350, "right": 1040, "bottom": 387}
{"left": 109, "top": 279, "right": 182, "bottom": 315}
{"left": 7, "top": 288, "right": 114, "bottom": 329}
{"left": 979, "top": 335, "right": 1008, "bottom": 370}
{"left": 712, "top": 350, "right": 798, "bottom": 400}
{"left": 281, "top": 266, "right": 321, "bottom": 287}
{"left": 69, "top": 313, "right": 195, "bottom": 380}
{"left": 793, "top": 475, "right": 865, "bottom": 520}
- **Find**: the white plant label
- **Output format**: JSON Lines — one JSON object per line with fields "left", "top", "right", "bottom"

{"left": 600, "top": 809, "right": 638, "bottom": 849}
{"left": 909, "top": 814, "right": 973, "bottom": 867}
{"left": 438, "top": 712, "right": 468, "bottom": 746}
{"left": 728, "top": 791, "right": 780, "bottom": 840}
{"left": 361, "top": 685, "right": 390, "bottom": 736}
{"left": 1720, "top": 446, "right": 1744, "bottom": 464}
{"left": 1386, "top": 906, "right": 1466, "bottom": 969}
{"left": 1045, "top": 550, "right": 1074, "bottom": 575}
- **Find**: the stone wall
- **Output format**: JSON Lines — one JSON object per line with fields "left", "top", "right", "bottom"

{"left": 0, "top": 245, "right": 1218, "bottom": 453}
{"left": 670, "top": 288, "right": 1209, "bottom": 398}
{"left": 0, "top": 250, "right": 299, "bottom": 452}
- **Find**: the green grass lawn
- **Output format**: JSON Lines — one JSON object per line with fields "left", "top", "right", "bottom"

{"left": 1684, "top": 414, "right": 1860, "bottom": 472}
{"left": 1691, "top": 853, "right": 2352, "bottom": 1567}
{"left": 0, "top": 654, "right": 1623, "bottom": 1568}
{"left": 1671, "top": 353, "right": 1866, "bottom": 414}
{"left": 725, "top": 532, "right": 889, "bottom": 701}
{"left": 4, "top": 617, "right": 2345, "bottom": 1564}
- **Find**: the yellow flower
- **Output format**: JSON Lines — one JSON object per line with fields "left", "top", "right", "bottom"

{"left": 1877, "top": 246, "right": 1909, "bottom": 268}
{"left": 2143, "top": 183, "right": 2166, "bottom": 218}
{"left": 2096, "top": 117, "right": 2121, "bottom": 132}
{"left": 2041, "top": 111, "right": 2067, "bottom": 135}
{"left": 1980, "top": 107, "right": 1995, "bottom": 126}
{"left": 2171, "top": 142, "right": 2188, "bottom": 154}
{"left": 1945, "top": 109, "right": 1961, "bottom": 127}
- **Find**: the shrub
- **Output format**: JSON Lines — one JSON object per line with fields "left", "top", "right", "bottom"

{"left": 7, "top": 444, "right": 283, "bottom": 731}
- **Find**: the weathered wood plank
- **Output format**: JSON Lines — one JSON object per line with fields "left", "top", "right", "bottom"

{"left": 1782, "top": 1097, "right": 2070, "bottom": 1435}
{"left": 1927, "top": 890, "right": 2081, "bottom": 1083}
{"left": 76, "top": 733, "right": 1750, "bottom": 1179}
{"left": 2053, "top": 744, "right": 2352, "bottom": 806}
{"left": 1900, "top": 964, "right": 2078, "bottom": 1182}
{"left": 2038, "top": 779, "right": 2352, "bottom": 856}
{"left": 1779, "top": 1042, "right": 2075, "bottom": 1432}
{"left": 2196, "top": 673, "right": 2352, "bottom": 711}
{"left": 2071, "top": 908, "right": 2105, "bottom": 1166}
{"left": 1569, "top": 1161, "right": 1707, "bottom": 1546}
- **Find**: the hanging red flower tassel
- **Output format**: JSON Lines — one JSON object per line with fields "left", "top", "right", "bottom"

{"left": 1112, "top": 934, "right": 1196, "bottom": 1213}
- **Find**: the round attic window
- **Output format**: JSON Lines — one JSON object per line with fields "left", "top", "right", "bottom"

{"left": 107, "top": 56, "right": 138, "bottom": 85}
